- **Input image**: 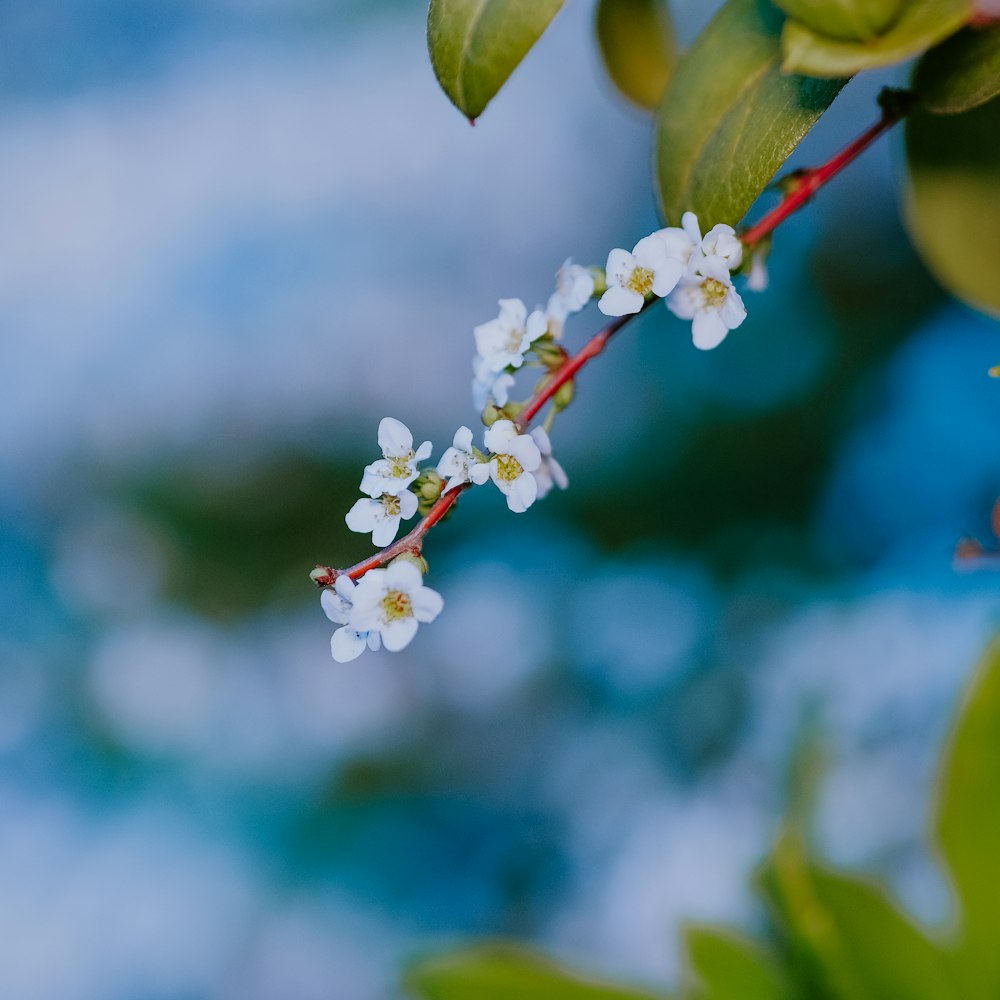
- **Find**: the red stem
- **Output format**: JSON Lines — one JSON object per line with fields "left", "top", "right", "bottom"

{"left": 314, "top": 109, "right": 904, "bottom": 588}
{"left": 741, "top": 110, "right": 899, "bottom": 248}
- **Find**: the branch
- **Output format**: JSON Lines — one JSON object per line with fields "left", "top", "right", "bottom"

{"left": 313, "top": 106, "right": 906, "bottom": 588}
{"left": 741, "top": 99, "right": 906, "bottom": 249}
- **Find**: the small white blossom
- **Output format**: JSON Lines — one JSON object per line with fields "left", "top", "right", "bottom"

{"left": 346, "top": 489, "right": 418, "bottom": 547}
{"left": 349, "top": 561, "right": 444, "bottom": 653}
{"left": 474, "top": 298, "right": 548, "bottom": 373}
{"left": 322, "top": 575, "right": 382, "bottom": 663}
{"left": 360, "top": 417, "right": 432, "bottom": 498}
{"left": 652, "top": 222, "right": 698, "bottom": 271}
{"left": 472, "top": 354, "right": 516, "bottom": 411}
{"left": 680, "top": 211, "right": 743, "bottom": 271}
{"left": 471, "top": 419, "right": 542, "bottom": 513}
{"left": 546, "top": 259, "right": 595, "bottom": 332}
{"left": 437, "top": 425, "right": 479, "bottom": 493}
{"left": 530, "top": 426, "right": 568, "bottom": 500}
{"left": 599, "top": 234, "right": 683, "bottom": 316}
{"left": 667, "top": 255, "right": 747, "bottom": 351}
{"left": 746, "top": 253, "right": 769, "bottom": 292}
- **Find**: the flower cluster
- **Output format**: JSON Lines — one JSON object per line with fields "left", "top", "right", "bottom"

{"left": 320, "top": 212, "right": 757, "bottom": 661}
{"left": 599, "top": 212, "right": 749, "bottom": 350}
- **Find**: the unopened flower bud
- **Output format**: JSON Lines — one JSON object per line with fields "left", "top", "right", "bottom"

{"left": 390, "top": 551, "right": 429, "bottom": 576}
{"left": 534, "top": 337, "right": 567, "bottom": 370}
{"left": 554, "top": 379, "right": 575, "bottom": 410}
{"left": 482, "top": 403, "right": 503, "bottom": 427}
{"left": 416, "top": 469, "right": 444, "bottom": 502}
{"left": 310, "top": 566, "right": 335, "bottom": 586}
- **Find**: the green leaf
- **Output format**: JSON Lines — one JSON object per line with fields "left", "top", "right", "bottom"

{"left": 596, "top": 0, "right": 677, "bottom": 112}
{"left": 904, "top": 96, "right": 1000, "bottom": 318}
{"left": 655, "top": 0, "right": 844, "bottom": 228}
{"left": 427, "top": 0, "right": 566, "bottom": 121}
{"left": 684, "top": 926, "right": 791, "bottom": 1000}
{"left": 935, "top": 636, "right": 1000, "bottom": 995}
{"left": 407, "top": 945, "right": 669, "bottom": 1000}
{"left": 914, "top": 23, "right": 1000, "bottom": 114}
{"left": 764, "top": 832, "right": 958, "bottom": 1000}
{"left": 771, "top": 0, "right": 903, "bottom": 42}
{"left": 781, "top": 0, "right": 972, "bottom": 77}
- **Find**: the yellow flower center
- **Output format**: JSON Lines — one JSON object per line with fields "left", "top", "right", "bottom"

{"left": 382, "top": 588, "right": 412, "bottom": 622}
{"left": 505, "top": 326, "right": 525, "bottom": 354}
{"left": 389, "top": 451, "right": 415, "bottom": 478}
{"left": 626, "top": 265, "right": 655, "bottom": 296}
{"left": 703, "top": 278, "right": 728, "bottom": 308}
{"left": 380, "top": 494, "right": 401, "bottom": 516}
{"left": 495, "top": 453, "right": 524, "bottom": 483}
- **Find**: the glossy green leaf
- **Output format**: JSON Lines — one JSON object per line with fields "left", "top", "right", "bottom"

{"left": 407, "top": 945, "right": 669, "bottom": 1000}
{"left": 596, "top": 0, "right": 677, "bottom": 112}
{"left": 935, "top": 636, "right": 1000, "bottom": 994}
{"left": 772, "top": 0, "right": 902, "bottom": 42}
{"left": 914, "top": 23, "right": 1000, "bottom": 114}
{"left": 684, "top": 926, "right": 790, "bottom": 1000}
{"left": 655, "top": 0, "right": 844, "bottom": 228}
{"left": 904, "top": 97, "right": 1000, "bottom": 318}
{"left": 781, "top": 0, "right": 972, "bottom": 77}
{"left": 427, "top": 0, "right": 566, "bottom": 121}
{"left": 764, "top": 833, "right": 957, "bottom": 1000}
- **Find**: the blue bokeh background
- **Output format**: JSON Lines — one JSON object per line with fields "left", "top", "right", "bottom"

{"left": 2, "top": 1, "right": 999, "bottom": 997}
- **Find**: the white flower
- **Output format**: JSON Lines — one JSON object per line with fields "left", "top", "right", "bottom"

{"left": 345, "top": 489, "right": 418, "bottom": 547}
{"left": 746, "top": 253, "right": 769, "bottom": 292}
{"left": 546, "top": 259, "right": 595, "bottom": 331}
{"left": 349, "top": 561, "right": 444, "bottom": 653}
{"left": 472, "top": 354, "right": 516, "bottom": 411}
{"left": 598, "top": 234, "right": 684, "bottom": 316}
{"left": 437, "top": 425, "right": 479, "bottom": 493}
{"left": 474, "top": 298, "right": 548, "bottom": 373}
{"left": 667, "top": 255, "right": 747, "bottom": 351}
{"left": 652, "top": 221, "right": 698, "bottom": 272}
{"left": 471, "top": 419, "right": 542, "bottom": 513}
{"left": 322, "top": 575, "right": 382, "bottom": 663}
{"left": 530, "top": 426, "right": 568, "bottom": 500}
{"left": 360, "top": 417, "right": 432, "bottom": 498}
{"left": 680, "top": 211, "right": 743, "bottom": 271}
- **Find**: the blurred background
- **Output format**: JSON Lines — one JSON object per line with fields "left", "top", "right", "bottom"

{"left": 2, "top": 0, "right": 1000, "bottom": 996}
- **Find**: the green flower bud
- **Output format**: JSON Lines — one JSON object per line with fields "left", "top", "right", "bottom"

{"left": 589, "top": 266, "right": 608, "bottom": 297}
{"left": 553, "top": 379, "right": 575, "bottom": 411}
{"left": 390, "top": 551, "right": 428, "bottom": 576}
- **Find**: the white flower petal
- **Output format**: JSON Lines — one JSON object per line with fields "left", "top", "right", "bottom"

{"left": 497, "top": 298, "right": 527, "bottom": 327}
{"left": 381, "top": 617, "right": 419, "bottom": 652}
{"left": 549, "top": 456, "right": 569, "bottom": 491}
{"left": 371, "top": 516, "right": 400, "bottom": 548}
{"left": 692, "top": 310, "right": 729, "bottom": 350}
{"left": 414, "top": 440, "right": 432, "bottom": 463}
{"left": 454, "top": 426, "right": 473, "bottom": 451}
{"left": 335, "top": 575, "right": 356, "bottom": 601}
{"left": 377, "top": 417, "right": 413, "bottom": 457}
{"left": 483, "top": 419, "right": 519, "bottom": 453}
{"left": 346, "top": 498, "right": 379, "bottom": 533}
{"left": 412, "top": 586, "right": 444, "bottom": 623}
{"left": 321, "top": 588, "right": 351, "bottom": 625}
{"left": 632, "top": 234, "right": 670, "bottom": 269}
{"left": 598, "top": 285, "right": 643, "bottom": 316}
{"left": 605, "top": 248, "right": 633, "bottom": 280}
{"left": 331, "top": 627, "right": 368, "bottom": 663}
{"left": 506, "top": 471, "right": 538, "bottom": 513}
{"left": 530, "top": 426, "right": 552, "bottom": 457}
{"left": 470, "top": 463, "right": 491, "bottom": 485}
{"left": 385, "top": 560, "right": 422, "bottom": 592}
{"left": 509, "top": 436, "right": 542, "bottom": 472}
{"left": 650, "top": 257, "right": 683, "bottom": 298}
{"left": 399, "top": 490, "right": 419, "bottom": 518}
{"left": 721, "top": 288, "right": 747, "bottom": 328}
{"left": 682, "top": 212, "right": 702, "bottom": 243}
{"left": 666, "top": 286, "right": 697, "bottom": 321}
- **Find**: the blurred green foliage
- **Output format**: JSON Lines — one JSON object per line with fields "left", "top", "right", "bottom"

{"left": 407, "top": 635, "right": 1000, "bottom": 998}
